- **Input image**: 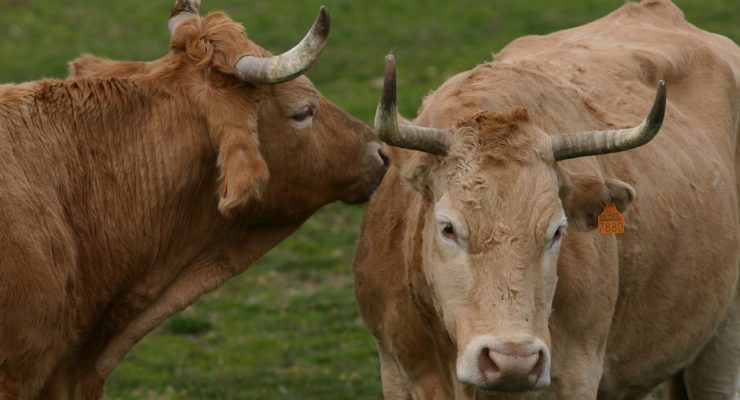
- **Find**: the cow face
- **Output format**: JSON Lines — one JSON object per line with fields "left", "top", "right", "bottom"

{"left": 166, "top": 10, "right": 388, "bottom": 220}
{"left": 70, "top": 6, "right": 388, "bottom": 222}
{"left": 403, "top": 109, "right": 563, "bottom": 392}
{"left": 400, "top": 109, "right": 639, "bottom": 393}
{"left": 249, "top": 76, "right": 388, "bottom": 222}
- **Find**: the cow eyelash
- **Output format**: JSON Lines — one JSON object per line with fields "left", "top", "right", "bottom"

{"left": 552, "top": 227, "right": 562, "bottom": 242}
{"left": 441, "top": 223, "right": 457, "bottom": 241}
{"left": 549, "top": 225, "right": 565, "bottom": 249}
{"left": 290, "top": 105, "right": 315, "bottom": 122}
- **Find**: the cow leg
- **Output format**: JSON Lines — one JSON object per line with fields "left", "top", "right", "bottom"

{"left": 0, "top": 369, "right": 21, "bottom": 400}
{"left": 71, "top": 371, "right": 105, "bottom": 400}
{"left": 376, "top": 339, "right": 455, "bottom": 399}
{"left": 546, "top": 316, "right": 607, "bottom": 399}
{"left": 0, "top": 157, "right": 79, "bottom": 400}
{"left": 0, "top": 289, "right": 70, "bottom": 400}
{"left": 41, "top": 364, "right": 104, "bottom": 400}
{"left": 39, "top": 365, "right": 74, "bottom": 400}
{"left": 667, "top": 371, "right": 689, "bottom": 400}
{"left": 0, "top": 247, "right": 73, "bottom": 400}
{"left": 683, "top": 289, "right": 740, "bottom": 400}
{"left": 547, "top": 352, "right": 602, "bottom": 399}
{"left": 642, "top": 391, "right": 665, "bottom": 400}
{"left": 377, "top": 343, "right": 412, "bottom": 399}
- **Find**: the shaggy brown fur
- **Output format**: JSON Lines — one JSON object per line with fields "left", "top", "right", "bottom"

{"left": 355, "top": 0, "right": 740, "bottom": 399}
{"left": 0, "top": 10, "right": 386, "bottom": 400}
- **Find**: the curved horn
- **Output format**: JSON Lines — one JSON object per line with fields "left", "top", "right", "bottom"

{"left": 374, "top": 55, "right": 452, "bottom": 154}
{"left": 233, "top": 6, "right": 331, "bottom": 84}
{"left": 168, "top": 0, "right": 202, "bottom": 36}
{"left": 551, "top": 81, "right": 666, "bottom": 161}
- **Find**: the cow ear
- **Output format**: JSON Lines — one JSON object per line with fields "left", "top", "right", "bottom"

{"left": 68, "top": 55, "right": 148, "bottom": 79}
{"left": 69, "top": 55, "right": 106, "bottom": 78}
{"left": 560, "top": 173, "right": 636, "bottom": 231}
{"left": 216, "top": 125, "right": 270, "bottom": 218}
{"left": 399, "top": 151, "right": 436, "bottom": 200}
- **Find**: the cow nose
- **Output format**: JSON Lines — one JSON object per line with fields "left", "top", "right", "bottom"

{"left": 458, "top": 336, "right": 550, "bottom": 392}
{"left": 478, "top": 345, "right": 544, "bottom": 391}
{"left": 378, "top": 147, "right": 390, "bottom": 168}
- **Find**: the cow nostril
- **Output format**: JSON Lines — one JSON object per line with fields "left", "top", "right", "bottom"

{"left": 478, "top": 347, "right": 499, "bottom": 376}
{"left": 530, "top": 350, "right": 546, "bottom": 381}
{"left": 377, "top": 148, "right": 390, "bottom": 168}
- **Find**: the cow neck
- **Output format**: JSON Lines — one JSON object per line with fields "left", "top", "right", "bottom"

{"left": 43, "top": 78, "right": 221, "bottom": 323}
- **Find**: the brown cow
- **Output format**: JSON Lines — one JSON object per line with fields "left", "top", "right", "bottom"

{"left": 0, "top": 1, "right": 387, "bottom": 399}
{"left": 354, "top": 0, "right": 740, "bottom": 399}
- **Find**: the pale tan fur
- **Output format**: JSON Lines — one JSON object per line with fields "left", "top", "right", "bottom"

{"left": 354, "top": 1, "right": 740, "bottom": 399}
{"left": 0, "top": 11, "right": 386, "bottom": 400}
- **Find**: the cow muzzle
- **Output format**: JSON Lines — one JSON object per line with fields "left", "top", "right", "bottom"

{"left": 457, "top": 335, "right": 551, "bottom": 392}
{"left": 362, "top": 141, "right": 390, "bottom": 194}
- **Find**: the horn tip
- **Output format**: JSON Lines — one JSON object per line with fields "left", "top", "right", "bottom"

{"left": 315, "top": 6, "right": 331, "bottom": 38}
{"left": 647, "top": 79, "right": 667, "bottom": 129}
{"left": 657, "top": 80, "right": 666, "bottom": 96}
{"left": 380, "top": 55, "right": 398, "bottom": 117}
{"left": 385, "top": 54, "right": 396, "bottom": 69}
{"left": 170, "top": 0, "right": 200, "bottom": 17}
{"left": 655, "top": 80, "right": 667, "bottom": 107}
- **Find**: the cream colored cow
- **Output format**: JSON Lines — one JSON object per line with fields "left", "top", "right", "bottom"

{"left": 354, "top": 0, "right": 740, "bottom": 398}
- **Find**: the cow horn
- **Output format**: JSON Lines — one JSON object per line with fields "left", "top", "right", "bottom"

{"left": 233, "top": 6, "right": 331, "bottom": 84}
{"left": 168, "top": 0, "right": 202, "bottom": 36}
{"left": 550, "top": 81, "right": 666, "bottom": 161}
{"left": 375, "top": 55, "right": 452, "bottom": 155}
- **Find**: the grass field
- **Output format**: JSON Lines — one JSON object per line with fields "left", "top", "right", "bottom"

{"left": 0, "top": 1, "right": 738, "bottom": 399}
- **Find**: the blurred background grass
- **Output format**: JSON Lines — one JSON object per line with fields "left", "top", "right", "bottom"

{"left": 0, "top": 1, "right": 737, "bottom": 399}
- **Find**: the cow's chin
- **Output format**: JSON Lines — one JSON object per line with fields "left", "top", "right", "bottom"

{"left": 462, "top": 372, "right": 551, "bottom": 395}
{"left": 467, "top": 376, "right": 551, "bottom": 395}
{"left": 337, "top": 180, "right": 373, "bottom": 205}
{"left": 340, "top": 176, "right": 383, "bottom": 205}
{"left": 340, "top": 145, "right": 389, "bottom": 204}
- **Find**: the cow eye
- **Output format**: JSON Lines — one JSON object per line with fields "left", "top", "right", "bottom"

{"left": 549, "top": 226, "right": 564, "bottom": 248}
{"left": 441, "top": 223, "right": 457, "bottom": 241}
{"left": 290, "top": 105, "right": 315, "bottom": 122}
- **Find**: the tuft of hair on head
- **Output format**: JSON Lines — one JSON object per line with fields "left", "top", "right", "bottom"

{"left": 449, "top": 108, "right": 538, "bottom": 167}
{"left": 169, "top": 12, "right": 264, "bottom": 79}
{"left": 455, "top": 108, "right": 530, "bottom": 139}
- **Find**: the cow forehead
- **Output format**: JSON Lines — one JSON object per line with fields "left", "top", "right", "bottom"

{"left": 272, "top": 76, "right": 318, "bottom": 101}
{"left": 437, "top": 161, "right": 563, "bottom": 251}
{"left": 439, "top": 137, "right": 557, "bottom": 205}
{"left": 446, "top": 109, "right": 551, "bottom": 170}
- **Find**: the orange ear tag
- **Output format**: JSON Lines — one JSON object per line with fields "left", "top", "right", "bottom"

{"left": 598, "top": 203, "right": 625, "bottom": 235}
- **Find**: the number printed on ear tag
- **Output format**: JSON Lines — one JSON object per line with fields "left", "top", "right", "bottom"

{"left": 598, "top": 203, "right": 625, "bottom": 235}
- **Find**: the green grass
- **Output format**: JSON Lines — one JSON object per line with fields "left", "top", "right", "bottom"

{"left": 0, "top": 1, "right": 737, "bottom": 399}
